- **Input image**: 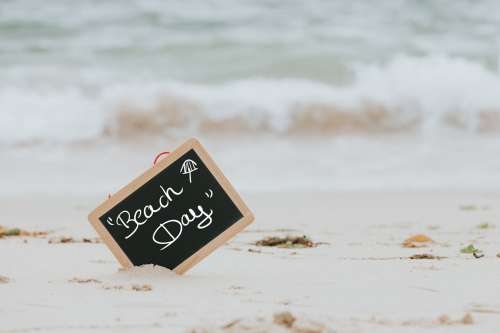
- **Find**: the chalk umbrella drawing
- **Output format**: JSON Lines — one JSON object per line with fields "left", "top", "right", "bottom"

{"left": 180, "top": 159, "right": 198, "bottom": 183}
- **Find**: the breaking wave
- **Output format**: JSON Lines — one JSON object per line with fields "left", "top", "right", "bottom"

{"left": 2, "top": 55, "right": 500, "bottom": 145}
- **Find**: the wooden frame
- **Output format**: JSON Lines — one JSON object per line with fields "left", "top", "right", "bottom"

{"left": 88, "top": 138, "right": 254, "bottom": 274}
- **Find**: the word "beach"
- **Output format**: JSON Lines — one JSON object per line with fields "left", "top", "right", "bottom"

{"left": 109, "top": 185, "right": 184, "bottom": 240}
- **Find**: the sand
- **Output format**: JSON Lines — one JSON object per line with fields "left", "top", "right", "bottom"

{"left": 1, "top": 191, "right": 500, "bottom": 332}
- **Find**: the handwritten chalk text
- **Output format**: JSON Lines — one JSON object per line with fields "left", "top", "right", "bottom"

{"left": 152, "top": 204, "right": 214, "bottom": 250}
{"left": 113, "top": 185, "right": 184, "bottom": 239}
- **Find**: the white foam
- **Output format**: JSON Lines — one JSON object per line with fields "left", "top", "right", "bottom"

{"left": 1, "top": 55, "right": 500, "bottom": 145}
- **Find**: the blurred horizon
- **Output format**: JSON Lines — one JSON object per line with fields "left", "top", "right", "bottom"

{"left": 1, "top": 0, "right": 500, "bottom": 145}
{"left": 1, "top": 0, "right": 500, "bottom": 193}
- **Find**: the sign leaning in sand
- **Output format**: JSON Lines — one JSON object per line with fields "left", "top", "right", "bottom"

{"left": 88, "top": 138, "right": 254, "bottom": 274}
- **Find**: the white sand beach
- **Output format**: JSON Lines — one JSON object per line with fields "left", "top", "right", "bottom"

{"left": 2, "top": 1, "right": 500, "bottom": 331}
{"left": 1, "top": 181, "right": 500, "bottom": 332}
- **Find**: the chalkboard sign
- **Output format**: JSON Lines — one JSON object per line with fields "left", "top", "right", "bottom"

{"left": 88, "top": 138, "right": 254, "bottom": 274}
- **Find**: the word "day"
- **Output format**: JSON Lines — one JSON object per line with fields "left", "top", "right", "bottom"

{"left": 152, "top": 204, "right": 214, "bottom": 250}
{"left": 109, "top": 185, "right": 184, "bottom": 239}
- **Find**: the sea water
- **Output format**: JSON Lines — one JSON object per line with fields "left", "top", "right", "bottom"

{"left": 1, "top": 0, "right": 499, "bottom": 192}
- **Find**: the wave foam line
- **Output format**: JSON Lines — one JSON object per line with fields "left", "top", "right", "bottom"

{"left": 1, "top": 55, "right": 500, "bottom": 144}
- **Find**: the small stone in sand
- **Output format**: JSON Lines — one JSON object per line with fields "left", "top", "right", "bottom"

{"left": 50, "top": 237, "right": 73, "bottom": 243}
{"left": 437, "top": 315, "right": 451, "bottom": 324}
{"left": 437, "top": 313, "right": 473, "bottom": 325}
{"left": 0, "top": 226, "right": 48, "bottom": 238}
{"left": 221, "top": 319, "right": 241, "bottom": 329}
{"left": 461, "top": 313, "right": 474, "bottom": 325}
{"left": 49, "top": 237, "right": 101, "bottom": 244}
{"left": 460, "top": 244, "right": 481, "bottom": 254}
{"left": 0, "top": 227, "right": 20, "bottom": 237}
{"left": 103, "top": 284, "right": 152, "bottom": 292}
{"left": 273, "top": 311, "right": 296, "bottom": 328}
{"left": 0, "top": 275, "right": 9, "bottom": 283}
{"left": 190, "top": 312, "right": 333, "bottom": 333}
{"left": 131, "top": 284, "right": 152, "bottom": 292}
{"left": 82, "top": 237, "right": 101, "bottom": 243}
{"left": 409, "top": 254, "right": 444, "bottom": 260}
{"left": 459, "top": 204, "right": 479, "bottom": 211}
{"left": 255, "top": 235, "right": 315, "bottom": 248}
{"left": 103, "top": 285, "right": 125, "bottom": 291}
{"left": 69, "top": 277, "right": 102, "bottom": 284}
{"left": 229, "top": 286, "right": 243, "bottom": 290}
{"left": 402, "top": 234, "right": 434, "bottom": 248}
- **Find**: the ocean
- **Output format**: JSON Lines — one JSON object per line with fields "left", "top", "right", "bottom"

{"left": 1, "top": 0, "right": 499, "bottom": 192}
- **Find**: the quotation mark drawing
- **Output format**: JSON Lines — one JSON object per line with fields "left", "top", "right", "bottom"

{"left": 205, "top": 189, "right": 213, "bottom": 199}
{"left": 106, "top": 216, "right": 129, "bottom": 228}
{"left": 180, "top": 159, "right": 198, "bottom": 183}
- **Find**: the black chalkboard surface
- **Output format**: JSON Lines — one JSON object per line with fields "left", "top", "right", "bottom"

{"left": 88, "top": 139, "right": 254, "bottom": 274}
